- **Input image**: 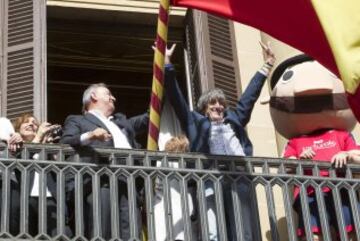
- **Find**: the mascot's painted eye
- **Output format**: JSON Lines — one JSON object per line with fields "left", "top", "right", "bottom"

{"left": 281, "top": 70, "right": 294, "bottom": 82}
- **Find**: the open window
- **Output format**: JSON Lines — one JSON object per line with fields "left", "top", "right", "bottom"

{"left": 47, "top": 6, "right": 186, "bottom": 122}
{"left": 46, "top": 5, "right": 187, "bottom": 145}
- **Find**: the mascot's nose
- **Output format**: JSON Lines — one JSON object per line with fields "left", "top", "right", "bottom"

{"left": 294, "top": 74, "right": 333, "bottom": 96}
{"left": 293, "top": 61, "right": 336, "bottom": 96}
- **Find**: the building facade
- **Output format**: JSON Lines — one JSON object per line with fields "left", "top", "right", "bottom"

{"left": 1, "top": 2, "right": 360, "bottom": 239}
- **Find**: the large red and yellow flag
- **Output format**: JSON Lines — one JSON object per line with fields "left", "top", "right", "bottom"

{"left": 171, "top": 0, "right": 360, "bottom": 122}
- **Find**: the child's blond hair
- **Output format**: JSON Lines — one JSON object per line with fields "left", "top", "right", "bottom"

{"left": 164, "top": 135, "right": 189, "bottom": 153}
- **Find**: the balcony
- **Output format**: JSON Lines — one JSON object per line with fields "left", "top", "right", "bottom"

{"left": 0, "top": 143, "right": 359, "bottom": 241}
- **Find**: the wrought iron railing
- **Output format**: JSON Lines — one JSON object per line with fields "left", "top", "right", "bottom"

{"left": 0, "top": 143, "right": 359, "bottom": 241}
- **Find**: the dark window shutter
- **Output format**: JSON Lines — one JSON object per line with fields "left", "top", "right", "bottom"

{"left": 184, "top": 10, "right": 241, "bottom": 109}
{"left": 1, "top": 0, "right": 46, "bottom": 121}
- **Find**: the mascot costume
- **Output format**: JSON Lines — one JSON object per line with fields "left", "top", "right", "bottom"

{"left": 269, "top": 54, "right": 359, "bottom": 240}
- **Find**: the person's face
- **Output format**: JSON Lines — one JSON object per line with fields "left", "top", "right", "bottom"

{"left": 206, "top": 100, "right": 225, "bottom": 122}
{"left": 93, "top": 87, "right": 116, "bottom": 116}
{"left": 19, "top": 117, "right": 39, "bottom": 141}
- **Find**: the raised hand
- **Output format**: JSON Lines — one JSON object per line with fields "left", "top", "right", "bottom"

{"left": 152, "top": 43, "right": 176, "bottom": 65}
{"left": 260, "top": 41, "right": 276, "bottom": 66}
{"left": 33, "top": 122, "right": 60, "bottom": 143}
{"left": 165, "top": 43, "right": 176, "bottom": 65}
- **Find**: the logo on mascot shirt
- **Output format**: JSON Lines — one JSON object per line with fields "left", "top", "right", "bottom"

{"left": 304, "top": 140, "right": 337, "bottom": 152}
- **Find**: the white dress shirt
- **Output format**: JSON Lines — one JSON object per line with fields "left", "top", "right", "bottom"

{"left": 30, "top": 153, "right": 52, "bottom": 197}
{"left": 80, "top": 110, "right": 132, "bottom": 149}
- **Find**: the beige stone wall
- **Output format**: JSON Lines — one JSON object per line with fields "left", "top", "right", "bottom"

{"left": 353, "top": 125, "right": 360, "bottom": 143}
{"left": 233, "top": 23, "right": 278, "bottom": 158}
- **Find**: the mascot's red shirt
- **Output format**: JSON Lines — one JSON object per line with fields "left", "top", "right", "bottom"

{"left": 284, "top": 129, "right": 357, "bottom": 198}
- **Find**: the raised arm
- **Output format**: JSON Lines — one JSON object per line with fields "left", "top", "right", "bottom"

{"left": 163, "top": 44, "right": 193, "bottom": 133}
{"left": 235, "top": 42, "right": 275, "bottom": 126}
{"left": 128, "top": 112, "right": 149, "bottom": 134}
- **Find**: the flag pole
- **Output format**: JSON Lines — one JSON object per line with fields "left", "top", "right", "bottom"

{"left": 147, "top": 0, "right": 170, "bottom": 150}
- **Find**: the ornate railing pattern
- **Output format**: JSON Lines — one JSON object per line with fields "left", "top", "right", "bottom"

{"left": 0, "top": 143, "right": 359, "bottom": 241}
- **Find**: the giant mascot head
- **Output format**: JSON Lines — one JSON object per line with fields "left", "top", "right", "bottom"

{"left": 269, "top": 54, "right": 357, "bottom": 139}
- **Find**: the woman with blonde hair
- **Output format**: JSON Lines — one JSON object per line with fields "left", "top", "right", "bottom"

{"left": 14, "top": 113, "right": 61, "bottom": 144}
{"left": 13, "top": 113, "right": 71, "bottom": 237}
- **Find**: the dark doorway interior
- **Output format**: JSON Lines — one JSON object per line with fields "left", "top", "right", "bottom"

{"left": 47, "top": 6, "right": 186, "bottom": 146}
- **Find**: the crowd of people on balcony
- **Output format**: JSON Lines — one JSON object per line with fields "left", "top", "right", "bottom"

{"left": 1, "top": 42, "right": 360, "bottom": 241}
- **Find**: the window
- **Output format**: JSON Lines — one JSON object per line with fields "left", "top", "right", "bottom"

{"left": 46, "top": 5, "right": 186, "bottom": 145}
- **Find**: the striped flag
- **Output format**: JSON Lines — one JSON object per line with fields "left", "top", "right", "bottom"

{"left": 171, "top": 0, "right": 360, "bottom": 122}
{"left": 147, "top": 0, "right": 170, "bottom": 150}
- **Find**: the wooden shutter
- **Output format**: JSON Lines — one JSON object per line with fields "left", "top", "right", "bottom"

{"left": 0, "top": 1, "right": 4, "bottom": 114}
{"left": 184, "top": 10, "right": 241, "bottom": 108}
{"left": 1, "top": 0, "right": 46, "bottom": 120}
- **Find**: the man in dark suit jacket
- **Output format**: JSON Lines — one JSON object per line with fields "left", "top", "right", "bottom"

{"left": 61, "top": 83, "right": 148, "bottom": 240}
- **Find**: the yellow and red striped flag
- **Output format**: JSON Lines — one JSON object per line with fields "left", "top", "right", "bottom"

{"left": 147, "top": 0, "right": 170, "bottom": 150}
{"left": 171, "top": 0, "right": 360, "bottom": 122}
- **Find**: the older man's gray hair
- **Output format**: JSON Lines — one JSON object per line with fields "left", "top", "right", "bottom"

{"left": 197, "top": 88, "right": 227, "bottom": 114}
{"left": 82, "top": 83, "right": 107, "bottom": 112}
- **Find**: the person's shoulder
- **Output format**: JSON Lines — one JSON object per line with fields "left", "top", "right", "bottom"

{"left": 0, "top": 117, "right": 11, "bottom": 124}
{"left": 0, "top": 117, "right": 14, "bottom": 141}
{"left": 65, "top": 114, "right": 83, "bottom": 119}
{"left": 190, "top": 110, "right": 206, "bottom": 120}
{"left": 332, "top": 129, "right": 349, "bottom": 134}
{"left": 113, "top": 112, "right": 127, "bottom": 120}
{"left": 286, "top": 135, "right": 305, "bottom": 145}
{"left": 328, "top": 129, "right": 350, "bottom": 137}
{"left": 285, "top": 137, "right": 296, "bottom": 144}
{"left": 64, "top": 114, "right": 84, "bottom": 123}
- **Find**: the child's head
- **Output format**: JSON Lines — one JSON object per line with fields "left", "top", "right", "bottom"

{"left": 164, "top": 135, "right": 189, "bottom": 153}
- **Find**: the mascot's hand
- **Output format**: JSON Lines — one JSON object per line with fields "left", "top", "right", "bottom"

{"left": 331, "top": 151, "right": 350, "bottom": 168}
{"left": 299, "top": 147, "right": 315, "bottom": 159}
